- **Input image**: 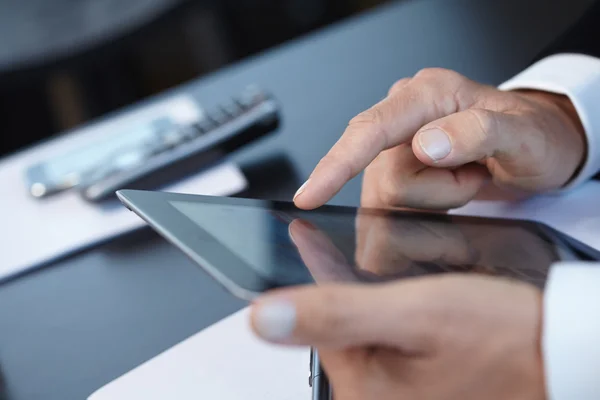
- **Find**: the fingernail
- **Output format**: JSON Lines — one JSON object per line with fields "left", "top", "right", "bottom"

{"left": 254, "top": 300, "right": 297, "bottom": 341}
{"left": 294, "top": 179, "right": 310, "bottom": 201}
{"left": 418, "top": 129, "right": 452, "bottom": 161}
{"left": 288, "top": 224, "right": 297, "bottom": 246}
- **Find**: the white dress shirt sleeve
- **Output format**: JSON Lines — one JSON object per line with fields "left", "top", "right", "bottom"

{"left": 544, "top": 262, "right": 600, "bottom": 400}
{"left": 500, "top": 55, "right": 600, "bottom": 398}
{"left": 499, "top": 54, "right": 600, "bottom": 189}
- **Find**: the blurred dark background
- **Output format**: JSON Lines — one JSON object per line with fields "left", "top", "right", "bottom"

{"left": 0, "top": 0, "right": 390, "bottom": 158}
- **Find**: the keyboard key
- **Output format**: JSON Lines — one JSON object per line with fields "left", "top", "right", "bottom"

{"left": 236, "top": 86, "right": 266, "bottom": 109}
{"left": 207, "top": 108, "right": 230, "bottom": 125}
{"left": 194, "top": 118, "right": 215, "bottom": 133}
{"left": 161, "top": 130, "right": 185, "bottom": 148}
{"left": 143, "top": 140, "right": 169, "bottom": 156}
{"left": 78, "top": 86, "right": 279, "bottom": 202}
{"left": 180, "top": 125, "right": 201, "bottom": 140}
{"left": 220, "top": 101, "right": 242, "bottom": 118}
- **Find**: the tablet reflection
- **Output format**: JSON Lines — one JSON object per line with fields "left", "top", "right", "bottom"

{"left": 287, "top": 209, "right": 555, "bottom": 288}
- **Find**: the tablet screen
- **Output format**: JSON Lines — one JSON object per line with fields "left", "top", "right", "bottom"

{"left": 169, "top": 200, "right": 578, "bottom": 289}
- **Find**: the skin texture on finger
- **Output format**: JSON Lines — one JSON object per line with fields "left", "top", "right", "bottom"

{"left": 360, "top": 145, "right": 421, "bottom": 208}
{"left": 294, "top": 70, "right": 478, "bottom": 210}
{"left": 361, "top": 144, "right": 489, "bottom": 210}
{"left": 404, "top": 164, "right": 489, "bottom": 209}
{"left": 472, "top": 180, "right": 534, "bottom": 202}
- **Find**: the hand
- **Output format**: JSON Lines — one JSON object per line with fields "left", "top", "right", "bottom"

{"left": 292, "top": 68, "right": 585, "bottom": 210}
{"left": 250, "top": 276, "right": 546, "bottom": 400}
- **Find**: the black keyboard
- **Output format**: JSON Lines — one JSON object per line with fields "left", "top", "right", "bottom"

{"left": 80, "top": 86, "right": 280, "bottom": 201}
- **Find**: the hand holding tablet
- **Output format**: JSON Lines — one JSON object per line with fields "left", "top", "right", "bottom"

{"left": 117, "top": 189, "right": 600, "bottom": 400}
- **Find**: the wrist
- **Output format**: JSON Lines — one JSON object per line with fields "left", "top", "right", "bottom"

{"left": 520, "top": 90, "right": 584, "bottom": 134}
{"left": 499, "top": 54, "right": 600, "bottom": 190}
{"left": 516, "top": 89, "right": 587, "bottom": 186}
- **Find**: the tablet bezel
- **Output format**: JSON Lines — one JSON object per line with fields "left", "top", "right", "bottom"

{"left": 117, "top": 189, "right": 600, "bottom": 301}
{"left": 118, "top": 189, "right": 284, "bottom": 300}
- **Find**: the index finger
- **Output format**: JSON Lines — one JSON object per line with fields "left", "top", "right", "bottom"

{"left": 293, "top": 81, "right": 457, "bottom": 209}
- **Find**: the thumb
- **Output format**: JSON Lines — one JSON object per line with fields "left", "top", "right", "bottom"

{"left": 412, "top": 109, "right": 522, "bottom": 168}
{"left": 249, "top": 283, "right": 432, "bottom": 352}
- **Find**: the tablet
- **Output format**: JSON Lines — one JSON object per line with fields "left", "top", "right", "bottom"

{"left": 117, "top": 189, "right": 600, "bottom": 300}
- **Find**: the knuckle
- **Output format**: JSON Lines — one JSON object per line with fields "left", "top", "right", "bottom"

{"left": 348, "top": 107, "right": 389, "bottom": 148}
{"left": 414, "top": 68, "right": 476, "bottom": 108}
{"left": 377, "top": 176, "right": 406, "bottom": 207}
{"left": 436, "top": 90, "right": 461, "bottom": 116}
{"left": 411, "top": 70, "right": 467, "bottom": 115}
{"left": 387, "top": 78, "right": 411, "bottom": 96}
{"left": 415, "top": 67, "right": 464, "bottom": 83}
{"left": 414, "top": 67, "right": 441, "bottom": 79}
{"left": 349, "top": 107, "right": 383, "bottom": 128}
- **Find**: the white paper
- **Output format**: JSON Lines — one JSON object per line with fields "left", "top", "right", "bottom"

{"left": 88, "top": 182, "right": 600, "bottom": 400}
{"left": 0, "top": 96, "right": 247, "bottom": 281}
{"left": 88, "top": 308, "right": 311, "bottom": 400}
{"left": 452, "top": 182, "right": 600, "bottom": 251}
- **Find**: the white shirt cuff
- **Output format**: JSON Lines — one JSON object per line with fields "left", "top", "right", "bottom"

{"left": 544, "top": 262, "right": 600, "bottom": 400}
{"left": 499, "top": 54, "right": 600, "bottom": 189}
